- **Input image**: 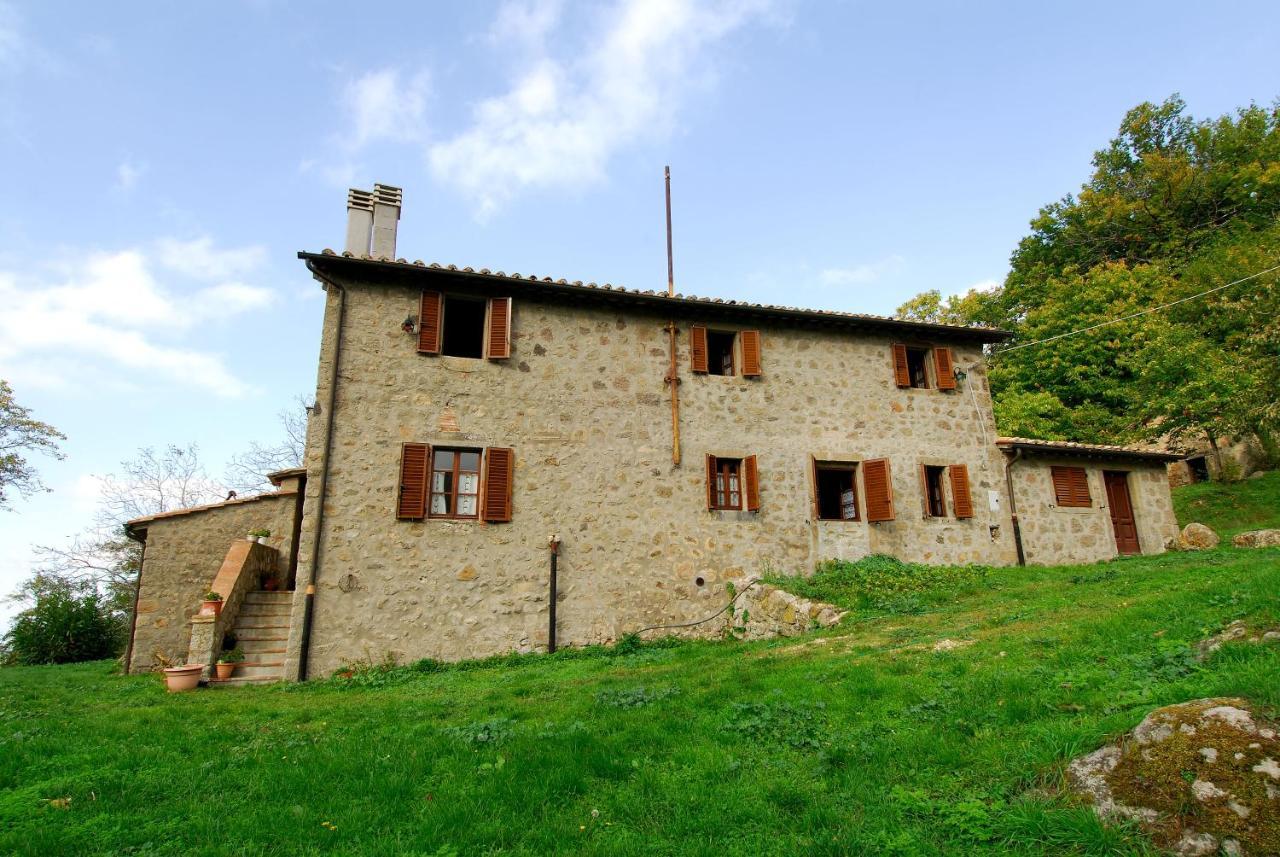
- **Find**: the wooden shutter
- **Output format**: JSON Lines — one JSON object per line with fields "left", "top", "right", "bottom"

{"left": 481, "top": 447, "right": 514, "bottom": 522}
{"left": 740, "top": 330, "right": 762, "bottom": 377}
{"left": 863, "top": 458, "right": 895, "bottom": 522}
{"left": 744, "top": 455, "right": 760, "bottom": 512}
{"left": 396, "top": 443, "right": 430, "bottom": 520}
{"left": 892, "top": 344, "right": 911, "bottom": 387}
{"left": 418, "top": 290, "right": 442, "bottom": 354}
{"left": 705, "top": 454, "right": 718, "bottom": 509}
{"left": 934, "top": 347, "right": 957, "bottom": 390}
{"left": 1051, "top": 465, "right": 1091, "bottom": 507}
{"left": 690, "top": 325, "right": 709, "bottom": 373}
{"left": 950, "top": 463, "right": 973, "bottom": 519}
{"left": 486, "top": 297, "right": 511, "bottom": 360}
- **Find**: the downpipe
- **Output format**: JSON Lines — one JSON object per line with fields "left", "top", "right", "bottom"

{"left": 1003, "top": 448, "right": 1027, "bottom": 566}
{"left": 548, "top": 535, "right": 560, "bottom": 653}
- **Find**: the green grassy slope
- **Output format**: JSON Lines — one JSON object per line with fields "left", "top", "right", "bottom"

{"left": 1172, "top": 469, "right": 1280, "bottom": 538}
{"left": 2, "top": 548, "right": 1279, "bottom": 856}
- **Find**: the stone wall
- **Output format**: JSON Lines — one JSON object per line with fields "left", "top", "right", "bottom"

{"left": 1009, "top": 456, "right": 1178, "bottom": 566}
{"left": 285, "top": 273, "right": 1019, "bottom": 676}
{"left": 128, "top": 492, "right": 299, "bottom": 672}
{"left": 1166, "top": 434, "right": 1268, "bottom": 487}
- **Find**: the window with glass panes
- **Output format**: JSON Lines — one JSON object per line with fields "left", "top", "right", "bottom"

{"left": 712, "top": 458, "right": 742, "bottom": 510}
{"left": 429, "top": 448, "right": 481, "bottom": 518}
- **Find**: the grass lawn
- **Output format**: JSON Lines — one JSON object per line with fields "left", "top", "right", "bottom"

{"left": 2, "top": 543, "right": 1279, "bottom": 856}
{"left": 1173, "top": 469, "right": 1280, "bottom": 538}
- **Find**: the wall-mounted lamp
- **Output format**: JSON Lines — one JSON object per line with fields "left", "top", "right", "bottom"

{"left": 402, "top": 315, "right": 417, "bottom": 335}
{"left": 954, "top": 367, "right": 968, "bottom": 383}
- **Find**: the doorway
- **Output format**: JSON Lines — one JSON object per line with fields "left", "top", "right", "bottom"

{"left": 1103, "top": 471, "right": 1141, "bottom": 555}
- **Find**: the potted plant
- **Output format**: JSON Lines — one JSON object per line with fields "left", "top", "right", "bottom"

{"left": 250, "top": 528, "right": 271, "bottom": 544}
{"left": 162, "top": 662, "right": 204, "bottom": 692}
{"left": 199, "top": 591, "right": 223, "bottom": 617}
{"left": 214, "top": 647, "right": 245, "bottom": 680}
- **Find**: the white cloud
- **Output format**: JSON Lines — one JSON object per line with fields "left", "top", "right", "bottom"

{"left": 341, "top": 67, "right": 430, "bottom": 150}
{"left": 429, "top": 0, "right": 778, "bottom": 219}
{"left": 116, "top": 160, "right": 145, "bottom": 191}
{"left": 487, "top": 0, "right": 565, "bottom": 50}
{"left": 965, "top": 277, "right": 1002, "bottom": 294}
{"left": 818, "top": 255, "right": 905, "bottom": 286}
{"left": 0, "top": 238, "right": 273, "bottom": 398}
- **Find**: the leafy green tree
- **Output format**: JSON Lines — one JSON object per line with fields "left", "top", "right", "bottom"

{"left": 2, "top": 574, "right": 124, "bottom": 665}
{"left": 0, "top": 379, "right": 65, "bottom": 509}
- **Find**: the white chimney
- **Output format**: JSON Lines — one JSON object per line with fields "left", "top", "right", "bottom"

{"left": 371, "top": 183, "right": 402, "bottom": 259}
{"left": 344, "top": 188, "right": 375, "bottom": 254}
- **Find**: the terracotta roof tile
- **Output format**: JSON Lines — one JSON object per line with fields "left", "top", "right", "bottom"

{"left": 996, "top": 436, "right": 1181, "bottom": 462}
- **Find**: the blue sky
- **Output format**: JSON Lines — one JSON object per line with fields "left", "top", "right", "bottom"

{"left": 1, "top": 0, "right": 1277, "bottom": 627}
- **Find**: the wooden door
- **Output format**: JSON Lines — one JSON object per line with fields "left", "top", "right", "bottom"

{"left": 1104, "top": 471, "right": 1140, "bottom": 555}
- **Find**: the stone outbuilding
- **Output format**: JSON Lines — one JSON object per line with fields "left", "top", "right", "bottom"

{"left": 123, "top": 184, "right": 1185, "bottom": 682}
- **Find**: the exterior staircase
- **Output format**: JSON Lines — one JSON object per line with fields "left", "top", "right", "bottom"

{"left": 211, "top": 591, "right": 293, "bottom": 686}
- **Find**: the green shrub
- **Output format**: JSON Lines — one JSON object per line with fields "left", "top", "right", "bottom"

{"left": 445, "top": 717, "right": 515, "bottom": 746}
{"left": 2, "top": 579, "right": 123, "bottom": 665}
{"left": 594, "top": 685, "right": 680, "bottom": 709}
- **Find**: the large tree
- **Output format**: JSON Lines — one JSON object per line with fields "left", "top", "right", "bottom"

{"left": 898, "top": 95, "right": 1280, "bottom": 455}
{"left": 0, "top": 380, "right": 65, "bottom": 510}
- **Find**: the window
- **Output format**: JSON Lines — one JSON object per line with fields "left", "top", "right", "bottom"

{"left": 1186, "top": 456, "right": 1209, "bottom": 483}
{"left": 922, "top": 465, "right": 947, "bottom": 517}
{"left": 707, "top": 330, "right": 736, "bottom": 376}
{"left": 706, "top": 454, "right": 760, "bottom": 511}
{"left": 1050, "top": 465, "right": 1091, "bottom": 508}
{"left": 417, "top": 291, "right": 512, "bottom": 360}
{"left": 814, "top": 461, "right": 859, "bottom": 521}
{"left": 690, "top": 327, "right": 762, "bottom": 377}
{"left": 430, "top": 448, "right": 481, "bottom": 518}
{"left": 441, "top": 296, "right": 486, "bottom": 358}
{"left": 905, "top": 347, "right": 930, "bottom": 388}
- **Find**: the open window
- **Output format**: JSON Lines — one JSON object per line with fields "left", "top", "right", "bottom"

{"left": 441, "top": 296, "right": 486, "bottom": 358}
{"left": 707, "top": 330, "right": 736, "bottom": 376}
{"left": 892, "top": 344, "right": 956, "bottom": 390}
{"left": 814, "top": 461, "right": 859, "bottom": 521}
{"left": 397, "top": 443, "right": 514, "bottom": 522}
{"left": 706, "top": 454, "right": 760, "bottom": 511}
{"left": 922, "top": 465, "right": 947, "bottom": 517}
{"left": 417, "top": 291, "right": 511, "bottom": 360}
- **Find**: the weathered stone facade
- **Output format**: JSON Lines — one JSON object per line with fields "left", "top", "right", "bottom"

{"left": 1006, "top": 454, "right": 1179, "bottom": 566}
{"left": 126, "top": 487, "right": 300, "bottom": 671}
{"left": 283, "top": 262, "right": 1021, "bottom": 677}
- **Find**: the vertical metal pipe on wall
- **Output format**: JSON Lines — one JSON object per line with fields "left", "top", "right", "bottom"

{"left": 548, "top": 536, "right": 560, "bottom": 653}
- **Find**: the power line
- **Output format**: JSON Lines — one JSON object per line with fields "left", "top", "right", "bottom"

{"left": 996, "top": 262, "right": 1280, "bottom": 354}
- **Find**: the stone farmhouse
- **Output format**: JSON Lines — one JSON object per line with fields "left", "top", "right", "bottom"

{"left": 124, "top": 184, "right": 1181, "bottom": 683}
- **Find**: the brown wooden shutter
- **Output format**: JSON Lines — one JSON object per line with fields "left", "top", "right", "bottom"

{"left": 690, "top": 325, "right": 709, "bottom": 373}
{"left": 486, "top": 297, "right": 511, "bottom": 360}
{"left": 744, "top": 455, "right": 760, "bottom": 511}
{"left": 705, "top": 454, "right": 717, "bottom": 509}
{"left": 863, "top": 458, "right": 895, "bottom": 522}
{"left": 481, "top": 447, "right": 514, "bottom": 522}
{"left": 396, "top": 442, "right": 430, "bottom": 520}
{"left": 892, "top": 344, "right": 911, "bottom": 387}
{"left": 934, "top": 347, "right": 957, "bottom": 390}
{"left": 1051, "top": 465, "right": 1091, "bottom": 507}
{"left": 418, "top": 290, "right": 442, "bottom": 354}
{"left": 740, "top": 330, "right": 762, "bottom": 377}
{"left": 950, "top": 463, "right": 973, "bottom": 519}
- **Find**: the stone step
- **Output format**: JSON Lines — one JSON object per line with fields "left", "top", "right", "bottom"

{"left": 238, "top": 604, "right": 292, "bottom": 617}
{"left": 236, "top": 662, "right": 284, "bottom": 679}
{"left": 242, "top": 652, "right": 284, "bottom": 665}
{"left": 233, "top": 628, "right": 290, "bottom": 642}
{"left": 234, "top": 615, "right": 291, "bottom": 630}
{"left": 208, "top": 675, "right": 281, "bottom": 687}
{"left": 242, "top": 592, "right": 293, "bottom": 604}
{"left": 238, "top": 639, "right": 286, "bottom": 654}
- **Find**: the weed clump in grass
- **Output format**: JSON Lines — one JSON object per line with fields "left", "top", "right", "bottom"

{"left": 594, "top": 685, "right": 680, "bottom": 709}
{"left": 445, "top": 717, "right": 515, "bottom": 747}
{"left": 722, "top": 699, "right": 828, "bottom": 750}
{"left": 769, "top": 554, "right": 992, "bottom": 612}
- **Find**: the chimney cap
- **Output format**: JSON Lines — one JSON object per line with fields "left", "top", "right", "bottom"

{"left": 347, "top": 188, "right": 375, "bottom": 211}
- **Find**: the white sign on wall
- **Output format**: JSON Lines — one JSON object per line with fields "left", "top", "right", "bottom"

{"left": 988, "top": 490, "right": 1001, "bottom": 513}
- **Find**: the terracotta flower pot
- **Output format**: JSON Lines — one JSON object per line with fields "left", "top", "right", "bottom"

{"left": 214, "top": 662, "right": 236, "bottom": 680}
{"left": 200, "top": 599, "right": 223, "bottom": 617}
{"left": 163, "top": 665, "right": 204, "bottom": 692}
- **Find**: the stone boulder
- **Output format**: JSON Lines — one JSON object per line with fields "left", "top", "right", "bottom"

{"left": 728, "top": 582, "right": 846, "bottom": 641}
{"left": 1232, "top": 529, "right": 1280, "bottom": 549}
{"left": 1067, "top": 697, "right": 1279, "bottom": 855}
{"left": 1179, "top": 523, "right": 1220, "bottom": 551}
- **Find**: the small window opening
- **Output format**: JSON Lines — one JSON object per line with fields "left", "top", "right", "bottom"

{"left": 905, "top": 347, "right": 930, "bottom": 388}
{"left": 707, "top": 330, "right": 736, "bottom": 376}
{"left": 923, "top": 465, "right": 947, "bottom": 517}
{"left": 815, "top": 462, "right": 859, "bottom": 521}
{"left": 429, "top": 448, "right": 481, "bottom": 518}
{"left": 712, "top": 458, "right": 742, "bottom": 510}
{"left": 1186, "top": 456, "right": 1209, "bottom": 483}
{"left": 441, "top": 296, "right": 486, "bottom": 358}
